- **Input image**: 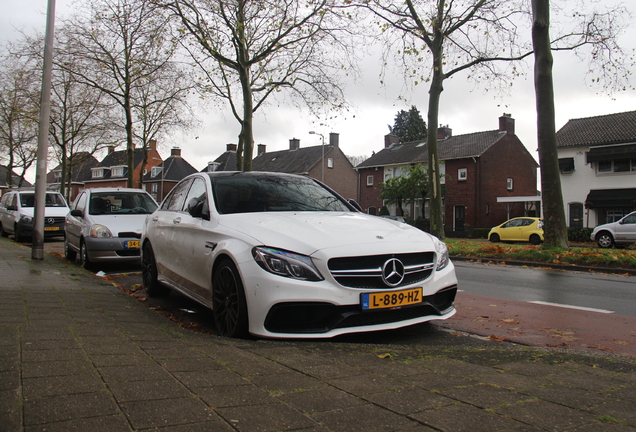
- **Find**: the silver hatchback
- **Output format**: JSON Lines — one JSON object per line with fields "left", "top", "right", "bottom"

{"left": 65, "top": 188, "right": 158, "bottom": 269}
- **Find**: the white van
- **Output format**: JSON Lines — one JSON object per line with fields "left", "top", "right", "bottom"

{"left": 0, "top": 190, "right": 69, "bottom": 242}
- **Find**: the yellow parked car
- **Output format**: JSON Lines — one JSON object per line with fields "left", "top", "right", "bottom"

{"left": 488, "top": 217, "right": 544, "bottom": 245}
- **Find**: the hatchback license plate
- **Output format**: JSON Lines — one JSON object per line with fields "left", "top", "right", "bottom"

{"left": 125, "top": 240, "right": 140, "bottom": 249}
{"left": 361, "top": 288, "right": 423, "bottom": 310}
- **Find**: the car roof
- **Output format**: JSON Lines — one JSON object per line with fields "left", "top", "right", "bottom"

{"left": 83, "top": 187, "right": 150, "bottom": 194}
{"left": 200, "top": 171, "right": 308, "bottom": 181}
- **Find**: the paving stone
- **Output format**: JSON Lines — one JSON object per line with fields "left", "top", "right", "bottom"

{"left": 365, "top": 386, "right": 455, "bottom": 415}
{"left": 23, "top": 414, "right": 131, "bottom": 432}
{"left": 277, "top": 386, "right": 366, "bottom": 413}
{"left": 108, "top": 378, "right": 193, "bottom": 402}
{"left": 22, "top": 373, "right": 105, "bottom": 399}
{"left": 495, "top": 398, "right": 597, "bottom": 431}
{"left": 216, "top": 402, "right": 318, "bottom": 432}
{"left": 23, "top": 392, "right": 120, "bottom": 426}
{"left": 173, "top": 369, "right": 247, "bottom": 389}
{"left": 411, "top": 403, "right": 535, "bottom": 431}
{"left": 119, "top": 397, "right": 219, "bottom": 430}
{"left": 312, "top": 402, "right": 420, "bottom": 431}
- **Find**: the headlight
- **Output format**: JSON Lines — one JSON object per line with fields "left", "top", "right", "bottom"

{"left": 89, "top": 224, "right": 113, "bottom": 238}
{"left": 433, "top": 237, "right": 450, "bottom": 271}
{"left": 252, "top": 247, "right": 323, "bottom": 281}
{"left": 21, "top": 215, "right": 33, "bottom": 224}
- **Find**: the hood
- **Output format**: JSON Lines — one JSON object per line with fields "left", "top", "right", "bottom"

{"left": 89, "top": 214, "right": 148, "bottom": 236}
{"left": 219, "top": 212, "right": 436, "bottom": 255}
{"left": 18, "top": 207, "right": 70, "bottom": 218}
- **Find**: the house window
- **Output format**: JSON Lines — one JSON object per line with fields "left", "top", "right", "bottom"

{"left": 597, "top": 158, "right": 636, "bottom": 173}
{"left": 111, "top": 166, "right": 124, "bottom": 177}
{"left": 366, "top": 175, "right": 374, "bottom": 186}
{"left": 151, "top": 183, "right": 158, "bottom": 193}
{"left": 458, "top": 168, "right": 467, "bottom": 181}
{"left": 506, "top": 178, "right": 514, "bottom": 190}
{"left": 91, "top": 168, "right": 104, "bottom": 179}
{"left": 327, "top": 158, "right": 334, "bottom": 169}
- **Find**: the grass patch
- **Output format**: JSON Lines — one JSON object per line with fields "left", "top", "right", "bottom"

{"left": 445, "top": 239, "right": 636, "bottom": 270}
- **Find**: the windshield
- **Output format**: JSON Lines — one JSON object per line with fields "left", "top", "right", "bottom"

{"left": 89, "top": 192, "right": 158, "bottom": 215}
{"left": 212, "top": 175, "right": 352, "bottom": 214}
{"left": 19, "top": 193, "right": 67, "bottom": 208}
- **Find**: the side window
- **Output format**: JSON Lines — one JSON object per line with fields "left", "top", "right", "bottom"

{"left": 75, "top": 192, "right": 88, "bottom": 212}
{"left": 162, "top": 178, "right": 193, "bottom": 211}
{"left": 623, "top": 214, "right": 636, "bottom": 224}
{"left": 184, "top": 178, "right": 208, "bottom": 217}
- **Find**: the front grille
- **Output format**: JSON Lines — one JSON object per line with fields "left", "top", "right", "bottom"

{"left": 45, "top": 217, "right": 66, "bottom": 225}
{"left": 264, "top": 285, "right": 457, "bottom": 334}
{"left": 328, "top": 252, "right": 435, "bottom": 288}
{"left": 119, "top": 232, "right": 142, "bottom": 239}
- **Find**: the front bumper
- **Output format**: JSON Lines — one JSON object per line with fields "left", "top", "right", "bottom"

{"left": 17, "top": 219, "right": 65, "bottom": 238}
{"left": 84, "top": 236, "right": 141, "bottom": 263}
{"left": 241, "top": 258, "right": 459, "bottom": 339}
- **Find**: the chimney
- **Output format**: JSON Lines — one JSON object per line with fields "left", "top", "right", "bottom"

{"left": 384, "top": 134, "right": 400, "bottom": 148}
{"left": 437, "top": 125, "right": 452, "bottom": 140}
{"left": 226, "top": 143, "right": 237, "bottom": 152}
{"left": 499, "top": 113, "right": 515, "bottom": 134}
{"left": 329, "top": 132, "right": 339, "bottom": 148}
{"left": 257, "top": 144, "right": 267, "bottom": 156}
{"left": 108, "top": 145, "right": 116, "bottom": 154}
{"left": 149, "top": 139, "right": 157, "bottom": 151}
{"left": 289, "top": 138, "right": 300, "bottom": 151}
{"left": 170, "top": 147, "right": 181, "bottom": 157}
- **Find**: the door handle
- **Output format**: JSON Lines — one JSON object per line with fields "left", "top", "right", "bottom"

{"left": 172, "top": 217, "right": 181, "bottom": 224}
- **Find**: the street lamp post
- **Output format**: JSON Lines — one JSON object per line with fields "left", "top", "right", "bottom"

{"left": 309, "top": 131, "right": 325, "bottom": 182}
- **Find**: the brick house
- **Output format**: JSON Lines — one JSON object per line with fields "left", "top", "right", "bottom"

{"left": 201, "top": 143, "right": 238, "bottom": 173}
{"left": 0, "top": 165, "right": 32, "bottom": 196}
{"left": 143, "top": 147, "right": 198, "bottom": 202}
{"left": 556, "top": 110, "right": 636, "bottom": 227}
{"left": 252, "top": 133, "right": 358, "bottom": 201}
{"left": 46, "top": 152, "right": 100, "bottom": 201}
{"left": 83, "top": 140, "right": 163, "bottom": 189}
{"left": 356, "top": 114, "right": 539, "bottom": 230}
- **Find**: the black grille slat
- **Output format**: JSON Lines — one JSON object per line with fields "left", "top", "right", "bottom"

{"left": 328, "top": 252, "right": 436, "bottom": 289}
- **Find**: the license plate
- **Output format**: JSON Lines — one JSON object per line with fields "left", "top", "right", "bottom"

{"left": 44, "top": 227, "right": 59, "bottom": 231}
{"left": 125, "top": 240, "right": 140, "bottom": 249}
{"left": 361, "top": 288, "right": 423, "bottom": 310}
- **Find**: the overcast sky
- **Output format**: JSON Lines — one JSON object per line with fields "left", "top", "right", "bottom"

{"left": 3, "top": 0, "right": 636, "bottom": 183}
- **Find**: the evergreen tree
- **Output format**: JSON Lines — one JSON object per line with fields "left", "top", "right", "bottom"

{"left": 388, "top": 106, "right": 427, "bottom": 142}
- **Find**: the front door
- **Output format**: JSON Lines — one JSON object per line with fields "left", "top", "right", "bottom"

{"left": 454, "top": 205, "right": 465, "bottom": 231}
{"left": 569, "top": 203, "right": 583, "bottom": 228}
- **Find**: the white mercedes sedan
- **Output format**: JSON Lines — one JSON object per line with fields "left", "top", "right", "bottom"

{"left": 141, "top": 171, "right": 457, "bottom": 339}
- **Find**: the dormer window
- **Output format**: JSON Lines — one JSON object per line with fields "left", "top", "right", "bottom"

{"left": 91, "top": 168, "right": 104, "bottom": 179}
{"left": 111, "top": 166, "right": 125, "bottom": 177}
{"left": 151, "top": 166, "right": 163, "bottom": 177}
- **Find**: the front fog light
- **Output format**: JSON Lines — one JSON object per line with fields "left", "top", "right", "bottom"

{"left": 253, "top": 247, "right": 323, "bottom": 281}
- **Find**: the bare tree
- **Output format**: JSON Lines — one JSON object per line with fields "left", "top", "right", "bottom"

{"left": 363, "top": 0, "right": 633, "bottom": 240}
{"left": 132, "top": 60, "right": 200, "bottom": 187}
{"left": 0, "top": 44, "right": 40, "bottom": 187}
{"left": 159, "top": 0, "right": 360, "bottom": 171}
{"left": 59, "top": 0, "right": 183, "bottom": 187}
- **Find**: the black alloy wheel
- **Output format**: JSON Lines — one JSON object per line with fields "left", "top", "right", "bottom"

{"left": 141, "top": 242, "right": 168, "bottom": 297}
{"left": 212, "top": 259, "right": 249, "bottom": 338}
{"left": 529, "top": 234, "right": 541, "bottom": 245}
{"left": 489, "top": 233, "right": 500, "bottom": 243}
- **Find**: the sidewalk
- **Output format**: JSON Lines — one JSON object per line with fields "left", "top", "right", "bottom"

{"left": 1, "top": 238, "right": 635, "bottom": 432}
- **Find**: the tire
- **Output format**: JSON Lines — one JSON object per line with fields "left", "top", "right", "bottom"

{"left": 596, "top": 231, "right": 614, "bottom": 249}
{"left": 80, "top": 240, "right": 94, "bottom": 270}
{"left": 489, "top": 233, "right": 500, "bottom": 243}
{"left": 529, "top": 234, "right": 542, "bottom": 245}
{"left": 141, "top": 242, "right": 169, "bottom": 297}
{"left": 65, "top": 239, "right": 77, "bottom": 262}
{"left": 212, "top": 259, "right": 249, "bottom": 338}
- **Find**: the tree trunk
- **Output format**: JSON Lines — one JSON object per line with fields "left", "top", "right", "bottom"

{"left": 124, "top": 97, "right": 134, "bottom": 188}
{"left": 426, "top": 27, "right": 445, "bottom": 239}
{"left": 532, "top": 0, "right": 569, "bottom": 248}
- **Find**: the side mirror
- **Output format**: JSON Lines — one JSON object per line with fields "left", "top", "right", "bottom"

{"left": 70, "top": 209, "right": 83, "bottom": 217}
{"left": 187, "top": 197, "right": 210, "bottom": 220}
{"left": 347, "top": 199, "right": 363, "bottom": 212}
{"left": 6, "top": 205, "right": 17, "bottom": 211}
